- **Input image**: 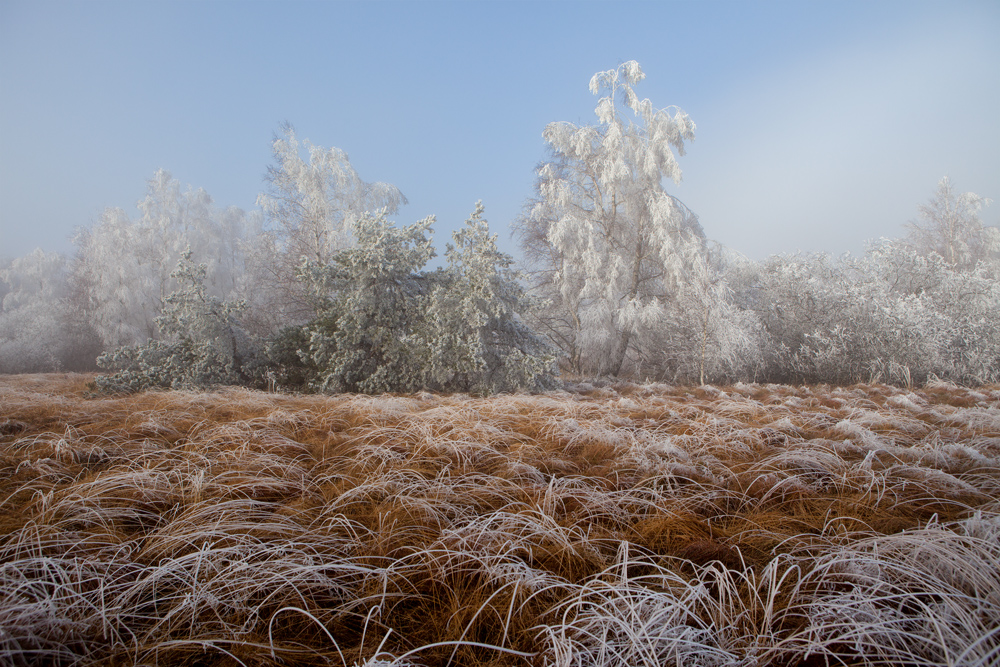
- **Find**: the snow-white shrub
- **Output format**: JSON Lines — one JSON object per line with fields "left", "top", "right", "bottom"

{"left": 729, "top": 178, "right": 999, "bottom": 386}
{"left": 732, "top": 240, "right": 1000, "bottom": 386}
{"left": 729, "top": 252, "right": 840, "bottom": 383}
{"left": 857, "top": 240, "right": 1000, "bottom": 383}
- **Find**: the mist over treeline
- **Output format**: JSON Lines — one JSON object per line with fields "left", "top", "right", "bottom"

{"left": 2, "top": 62, "right": 998, "bottom": 390}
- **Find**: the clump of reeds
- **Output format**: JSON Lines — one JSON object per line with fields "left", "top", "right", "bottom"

{"left": 1, "top": 374, "right": 998, "bottom": 666}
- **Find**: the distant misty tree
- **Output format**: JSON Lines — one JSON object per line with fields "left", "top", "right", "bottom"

{"left": 515, "top": 60, "right": 705, "bottom": 378}
{"left": 905, "top": 177, "right": 997, "bottom": 272}
{"left": 95, "top": 251, "right": 261, "bottom": 392}
{"left": 275, "top": 206, "right": 557, "bottom": 395}
{"left": 649, "top": 244, "right": 764, "bottom": 384}
{"left": 0, "top": 249, "right": 101, "bottom": 373}
{"left": 253, "top": 124, "right": 407, "bottom": 325}
{"left": 0, "top": 257, "right": 9, "bottom": 307}
{"left": 73, "top": 170, "right": 259, "bottom": 350}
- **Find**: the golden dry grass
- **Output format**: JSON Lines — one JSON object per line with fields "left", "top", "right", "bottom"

{"left": 1, "top": 374, "right": 999, "bottom": 666}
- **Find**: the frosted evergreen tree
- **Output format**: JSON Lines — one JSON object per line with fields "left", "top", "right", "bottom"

{"left": 516, "top": 61, "right": 705, "bottom": 377}
{"left": 95, "top": 251, "right": 259, "bottom": 392}
{"left": 424, "top": 202, "right": 557, "bottom": 394}
{"left": 295, "top": 211, "right": 437, "bottom": 394}
{"left": 274, "top": 206, "right": 558, "bottom": 395}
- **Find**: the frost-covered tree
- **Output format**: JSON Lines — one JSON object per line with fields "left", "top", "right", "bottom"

{"left": 271, "top": 206, "right": 558, "bottom": 395}
{"left": 905, "top": 177, "right": 997, "bottom": 272}
{"left": 0, "top": 249, "right": 101, "bottom": 373}
{"left": 515, "top": 61, "right": 704, "bottom": 377}
{"left": 293, "top": 211, "right": 437, "bottom": 394}
{"left": 424, "top": 202, "right": 557, "bottom": 394}
{"left": 254, "top": 125, "right": 407, "bottom": 323}
{"left": 95, "top": 251, "right": 260, "bottom": 392}
{"left": 73, "top": 170, "right": 258, "bottom": 350}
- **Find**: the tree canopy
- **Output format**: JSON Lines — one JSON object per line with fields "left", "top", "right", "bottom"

{"left": 3, "top": 62, "right": 998, "bottom": 389}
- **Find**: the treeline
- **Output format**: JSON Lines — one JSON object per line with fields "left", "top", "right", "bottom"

{"left": 0, "top": 128, "right": 556, "bottom": 394}
{"left": 1, "top": 62, "right": 998, "bottom": 391}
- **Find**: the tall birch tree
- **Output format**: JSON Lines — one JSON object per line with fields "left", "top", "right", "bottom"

{"left": 515, "top": 61, "right": 705, "bottom": 377}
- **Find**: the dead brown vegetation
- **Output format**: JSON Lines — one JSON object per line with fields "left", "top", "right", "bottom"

{"left": 1, "top": 374, "right": 998, "bottom": 666}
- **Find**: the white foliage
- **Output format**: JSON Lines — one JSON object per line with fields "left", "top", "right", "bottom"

{"left": 736, "top": 232, "right": 1000, "bottom": 385}
{"left": 517, "top": 61, "right": 706, "bottom": 378}
{"left": 0, "top": 249, "right": 99, "bottom": 372}
{"left": 73, "top": 170, "right": 259, "bottom": 350}
{"left": 651, "top": 245, "right": 765, "bottom": 384}
{"left": 253, "top": 124, "right": 407, "bottom": 324}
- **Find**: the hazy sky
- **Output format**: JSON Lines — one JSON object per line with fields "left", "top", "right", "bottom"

{"left": 1, "top": 0, "right": 998, "bottom": 262}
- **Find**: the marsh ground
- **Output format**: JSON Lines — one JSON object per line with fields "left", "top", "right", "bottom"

{"left": 1, "top": 374, "right": 998, "bottom": 666}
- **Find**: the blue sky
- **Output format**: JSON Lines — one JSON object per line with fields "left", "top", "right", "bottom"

{"left": 1, "top": 0, "right": 998, "bottom": 262}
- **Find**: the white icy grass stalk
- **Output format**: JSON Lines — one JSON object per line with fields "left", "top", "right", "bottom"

{"left": 534, "top": 543, "right": 806, "bottom": 667}
{"left": 771, "top": 512, "right": 1000, "bottom": 667}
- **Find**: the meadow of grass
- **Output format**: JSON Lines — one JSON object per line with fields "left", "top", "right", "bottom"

{"left": 1, "top": 373, "right": 998, "bottom": 666}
